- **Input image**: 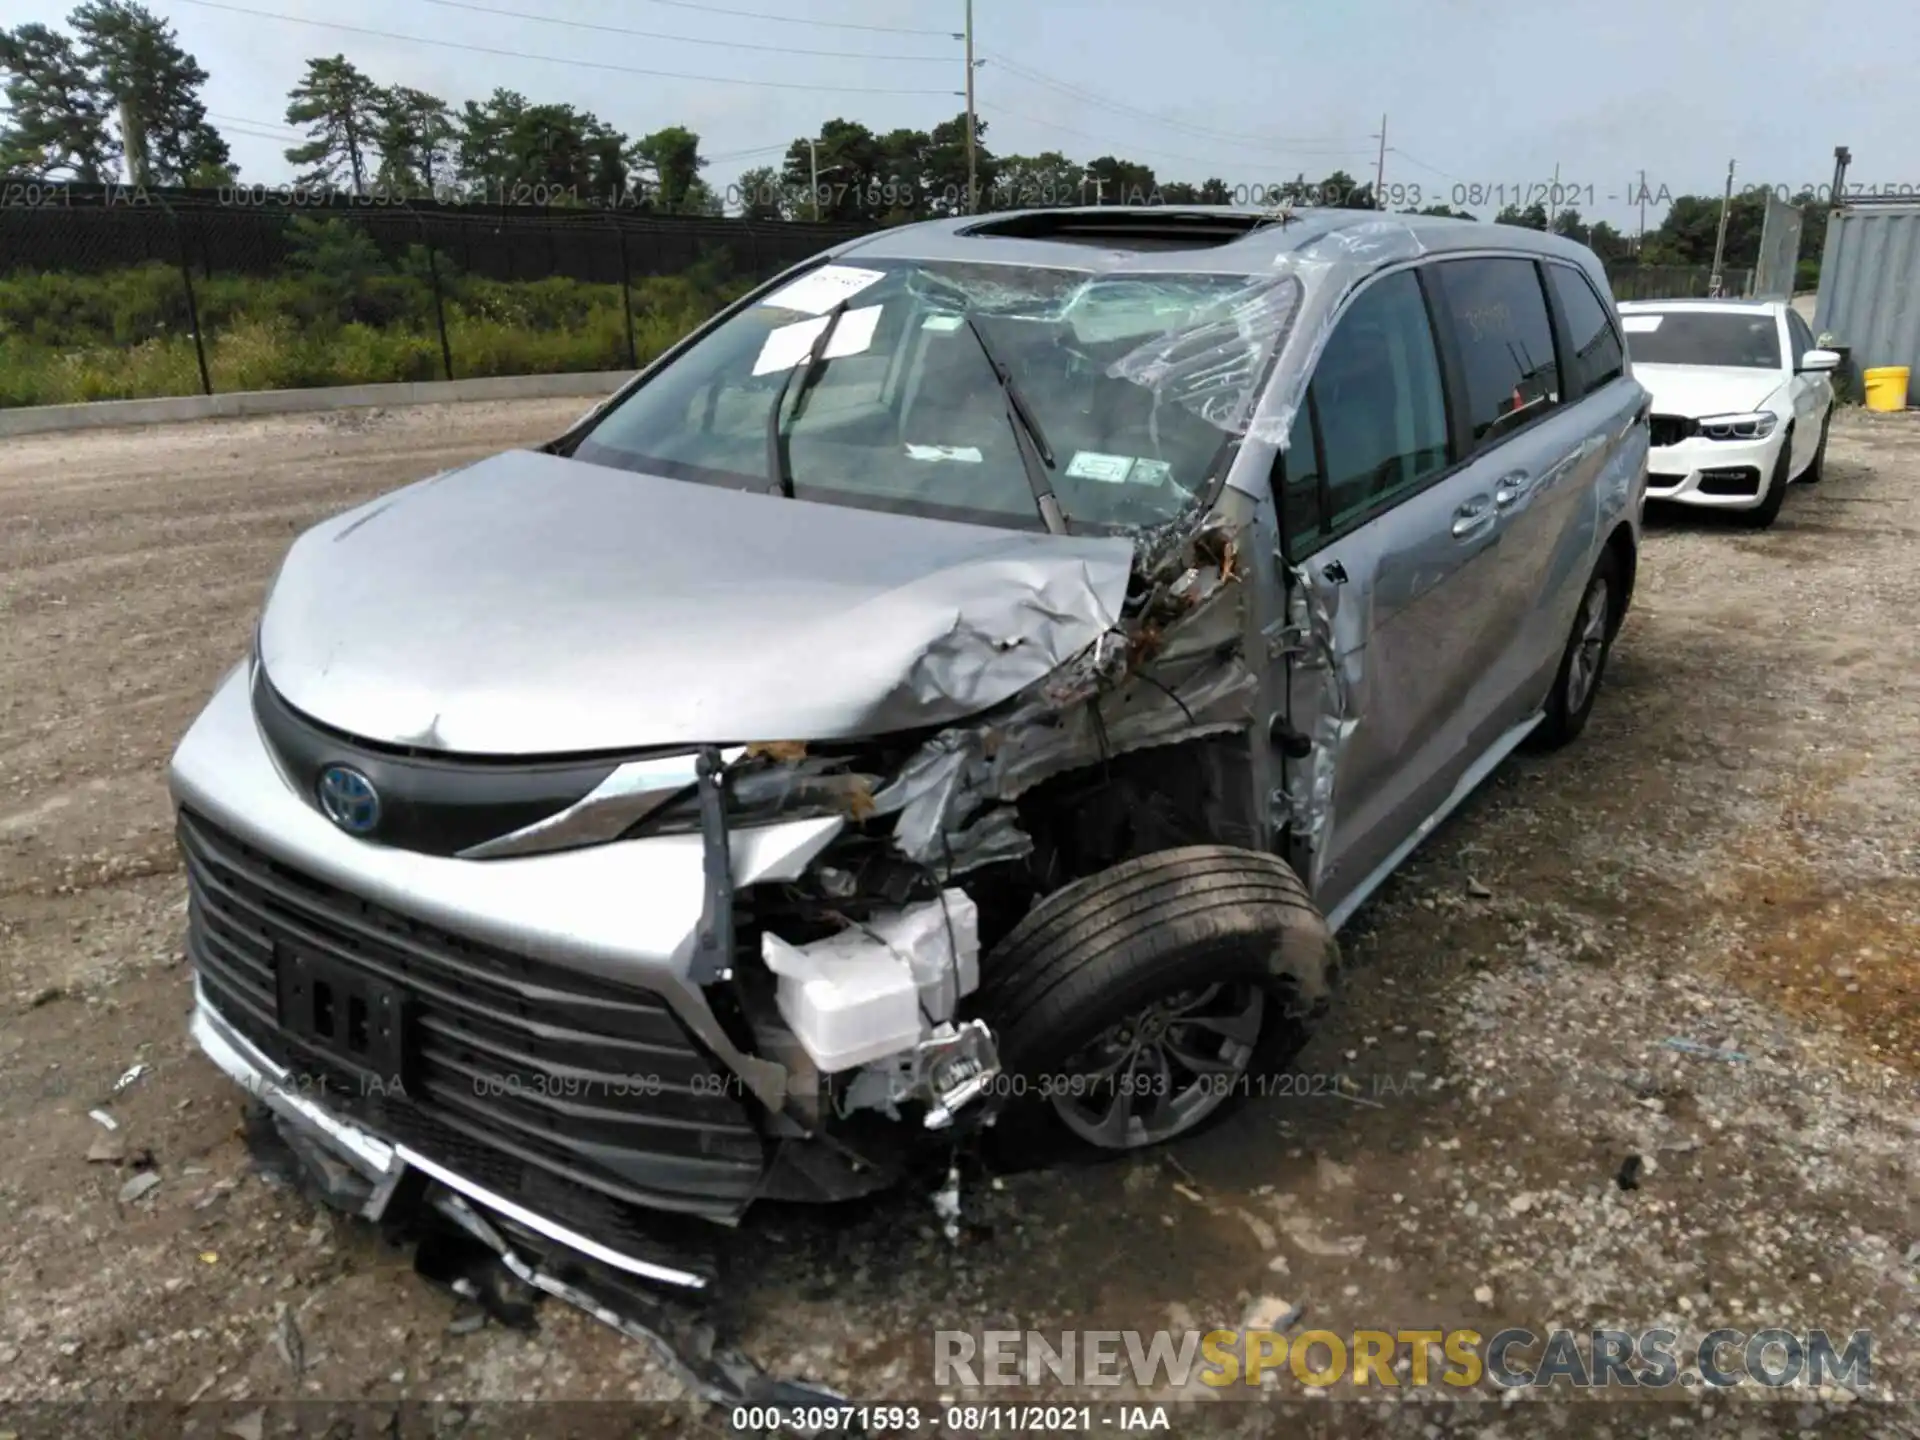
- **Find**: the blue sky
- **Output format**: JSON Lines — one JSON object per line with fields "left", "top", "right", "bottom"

{"left": 6, "top": 0, "right": 1917, "bottom": 226}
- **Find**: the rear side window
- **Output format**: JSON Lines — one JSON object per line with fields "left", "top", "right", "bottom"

{"left": 1306, "top": 269, "right": 1450, "bottom": 531}
{"left": 1545, "top": 264, "right": 1625, "bottom": 397}
{"left": 1433, "top": 258, "right": 1561, "bottom": 448}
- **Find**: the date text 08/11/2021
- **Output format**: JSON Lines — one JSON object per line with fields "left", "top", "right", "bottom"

{"left": 730, "top": 1403, "right": 1173, "bottom": 1433}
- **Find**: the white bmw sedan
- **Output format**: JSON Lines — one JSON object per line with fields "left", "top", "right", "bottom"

{"left": 1618, "top": 298, "right": 1838, "bottom": 528}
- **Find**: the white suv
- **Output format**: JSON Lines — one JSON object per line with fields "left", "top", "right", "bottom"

{"left": 1618, "top": 298, "right": 1838, "bottom": 528}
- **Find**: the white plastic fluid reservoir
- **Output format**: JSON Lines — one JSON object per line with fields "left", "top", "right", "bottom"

{"left": 760, "top": 891, "right": 980, "bottom": 1074}
{"left": 872, "top": 889, "right": 979, "bottom": 1021}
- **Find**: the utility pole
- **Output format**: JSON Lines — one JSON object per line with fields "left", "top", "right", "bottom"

{"left": 1547, "top": 161, "right": 1560, "bottom": 230}
{"left": 1829, "top": 145, "right": 1851, "bottom": 209}
{"left": 808, "top": 138, "right": 820, "bottom": 221}
{"left": 1371, "top": 113, "right": 1386, "bottom": 207}
{"left": 1636, "top": 167, "right": 1647, "bottom": 255}
{"left": 1709, "top": 158, "right": 1736, "bottom": 296}
{"left": 963, "top": 0, "right": 977, "bottom": 213}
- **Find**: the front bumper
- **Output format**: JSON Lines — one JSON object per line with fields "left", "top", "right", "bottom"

{"left": 1645, "top": 431, "right": 1783, "bottom": 508}
{"left": 191, "top": 985, "right": 709, "bottom": 1288}
{"left": 172, "top": 661, "right": 993, "bottom": 1257}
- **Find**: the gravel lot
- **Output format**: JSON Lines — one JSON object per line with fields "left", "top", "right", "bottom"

{"left": 1, "top": 400, "right": 1915, "bottom": 1435}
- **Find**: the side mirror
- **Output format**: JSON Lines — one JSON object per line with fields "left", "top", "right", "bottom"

{"left": 1799, "top": 348, "right": 1841, "bottom": 373}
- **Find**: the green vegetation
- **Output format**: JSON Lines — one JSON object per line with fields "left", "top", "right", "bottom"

{"left": 0, "top": 218, "right": 749, "bottom": 406}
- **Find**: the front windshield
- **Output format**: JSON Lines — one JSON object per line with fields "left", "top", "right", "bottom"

{"left": 1624, "top": 310, "right": 1782, "bottom": 370}
{"left": 571, "top": 258, "right": 1297, "bottom": 533}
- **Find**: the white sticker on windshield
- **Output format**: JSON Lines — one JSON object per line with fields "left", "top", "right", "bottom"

{"left": 1129, "top": 458, "right": 1174, "bottom": 487}
{"left": 1622, "top": 315, "right": 1664, "bottom": 333}
{"left": 922, "top": 312, "right": 965, "bottom": 332}
{"left": 761, "top": 264, "right": 887, "bottom": 316}
{"left": 1064, "top": 451, "right": 1137, "bottom": 484}
{"left": 905, "top": 443, "right": 984, "bottom": 463}
{"left": 752, "top": 304, "right": 884, "bottom": 377}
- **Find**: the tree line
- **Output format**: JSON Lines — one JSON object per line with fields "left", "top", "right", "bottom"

{"left": 2, "top": 3, "right": 1818, "bottom": 275}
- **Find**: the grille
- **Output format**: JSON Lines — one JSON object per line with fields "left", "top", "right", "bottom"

{"left": 179, "top": 808, "right": 768, "bottom": 1229}
{"left": 1647, "top": 473, "right": 1687, "bottom": 490}
{"left": 1649, "top": 414, "right": 1693, "bottom": 448}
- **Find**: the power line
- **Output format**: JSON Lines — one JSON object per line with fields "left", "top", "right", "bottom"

{"left": 986, "top": 105, "right": 1368, "bottom": 177}
{"left": 206, "top": 110, "right": 303, "bottom": 136}
{"left": 219, "top": 123, "right": 305, "bottom": 144}
{"left": 169, "top": 0, "right": 963, "bottom": 94}
{"left": 1388, "top": 147, "right": 1464, "bottom": 183}
{"left": 984, "top": 53, "right": 1369, "bottom": 153}
{"left": 623, "top": 0, "right": 954, "bottom": 36}
{"left": 394, "top": 0, "right": 954, "bottom": 62}
{"left": 705, "top": 142, "right": 793, "bottom": 164}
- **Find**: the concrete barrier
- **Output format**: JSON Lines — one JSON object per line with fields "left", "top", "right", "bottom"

{"left": 0, "top": 370, "right": 635, "bottom": 438}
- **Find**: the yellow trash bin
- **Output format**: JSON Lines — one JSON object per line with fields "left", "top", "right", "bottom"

{"left": 1862, "top": 365, "right": 1911, "bottom": 412}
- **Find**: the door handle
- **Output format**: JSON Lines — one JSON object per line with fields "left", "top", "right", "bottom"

{"left": 1451, "top": 496, "right": 1495, "bottom": 537}
{"left": 1493, "top": 469, "right": 1532, "bottom": 507}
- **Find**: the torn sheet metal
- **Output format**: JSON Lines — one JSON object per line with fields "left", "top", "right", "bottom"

{"left": 460, "top": 746, "right": 745, "bottom": 859}
{"left": 1273, "top": 563, "right": 1358, "bottom": 893}
{"left": 873, "top": 523, "right": 1261, "bottom": 876}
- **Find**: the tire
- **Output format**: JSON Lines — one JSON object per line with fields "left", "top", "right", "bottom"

{"left": 1530, "top": 546, "right": 1622, "bottom": 751}
{"left": 1802, "top": 409, "right": 1831, "bottom": 484}
{"left": 973, "top": 846, "right": 1335, "bottom": 1163}
{"left": 1740, "top": 433, "right": 1792, "bottom": 529}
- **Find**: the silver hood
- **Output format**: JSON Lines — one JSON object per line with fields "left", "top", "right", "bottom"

{"left": 257, "top": 450, "right": 1136, "bottom": 756}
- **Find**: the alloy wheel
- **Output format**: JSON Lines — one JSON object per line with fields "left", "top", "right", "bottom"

{"left": 1565, "top": 576, "right": 1611, "bottom": 715}
{"left": 1050, "top": 981, "right": 1266, "bottom": 1149}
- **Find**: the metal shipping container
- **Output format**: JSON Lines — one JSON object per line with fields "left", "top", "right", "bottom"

{"left": 1813, "top": 201, "right": 1920, "bottom": 380}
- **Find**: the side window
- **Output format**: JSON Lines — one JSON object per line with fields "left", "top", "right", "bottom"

{"left": 1545, "top": 264, "right": 1625, "bottom": 397}
{"left": 1434, "top": 258, "right": 1562, "bottom": 448}
{"left": 1308, "top": 269, "right": 1450, "bottom": 530}
{"left": 1786, "top": 310, "right": 1813, "bottom": 367}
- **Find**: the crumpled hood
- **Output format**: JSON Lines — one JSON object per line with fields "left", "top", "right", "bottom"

{"left": 1634, "top": 364, "right": 1782, "bottom": 422}
{"left": 257, "top": 449, "right": 1135, "bottom": 756}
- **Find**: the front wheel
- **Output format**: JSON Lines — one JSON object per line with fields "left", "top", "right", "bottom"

{"left": 1740, "top": 434, "right": 1792, "bottom": 529}
{"left": 972, "top": 846, "right": 1335, "bottom": 1162}
{"left": 1802, "top": 410, "right": 1831, "bottom": 484}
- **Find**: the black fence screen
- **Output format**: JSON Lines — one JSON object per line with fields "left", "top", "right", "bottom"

{"left": 0, "top": 183, "right": 872, "bottom": 406}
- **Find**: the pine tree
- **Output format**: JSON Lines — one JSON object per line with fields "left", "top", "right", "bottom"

{"left": 0, "top": 22, "right": 115, "bottom": 179}
{"left": 284, "top": 55, "right": 379, "bottom": 191}
{"left": 373, "top": 84, "right": 453, "bottom": 194}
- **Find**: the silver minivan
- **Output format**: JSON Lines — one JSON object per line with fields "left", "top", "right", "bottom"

{"left": 172, "top": 206, "right": 1647, "bottom": 1292}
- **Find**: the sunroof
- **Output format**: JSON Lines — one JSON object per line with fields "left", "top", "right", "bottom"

{"left": 959, "top": 208, "right": 1288, "bottom": 251}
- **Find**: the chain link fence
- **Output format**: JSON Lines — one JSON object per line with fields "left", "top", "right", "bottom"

{"left": 0, "top": 183, "right": 871, "bottom": 407}
{"left": 1604, "top": 262, "right": 1754, "bottom": 302}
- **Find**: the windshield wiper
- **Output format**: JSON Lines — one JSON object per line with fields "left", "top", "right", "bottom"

{"left": 962, "top": 313, "right": 1068, "bottom": 534}
{"left": 765, "top": 299, "right": 850, "bottom": 499}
